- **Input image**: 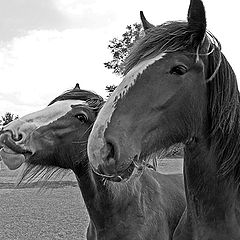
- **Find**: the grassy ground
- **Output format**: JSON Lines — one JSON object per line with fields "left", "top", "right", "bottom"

{"left": 0, "top": 158, "right": 183, "bottom": 240}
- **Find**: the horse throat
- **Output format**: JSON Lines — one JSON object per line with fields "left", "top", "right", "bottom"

{"left": 74, "top": 161, "right": 131, "bottom": 233}
{"left": 74, "top": 163, "right": 109, "bottom": 226}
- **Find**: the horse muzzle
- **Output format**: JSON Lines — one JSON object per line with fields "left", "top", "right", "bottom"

{"left": 88, "top": 137, "right": 139, "bottom": 182}
{"left": 0, "top": 131, "right": 31, "bottom": 170}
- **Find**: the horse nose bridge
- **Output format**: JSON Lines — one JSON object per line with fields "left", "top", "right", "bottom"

{"left": 88, "top": 120, "right": 129, "bottom": 168}
{"left": 87, "top": 122, "right": 110, "bottom": 168}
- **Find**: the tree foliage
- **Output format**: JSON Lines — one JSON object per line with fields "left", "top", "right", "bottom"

{"left": 105, "top": 85, "right": 118, "bottom": 97}
{"left": 0, "top": 112, "right": 18, "bottom": 126}
{"left": 104, "top": 23, "right": 142, "bottom": 96}
{"left": 104, "top": 23, "right": 142, "bottom": 76}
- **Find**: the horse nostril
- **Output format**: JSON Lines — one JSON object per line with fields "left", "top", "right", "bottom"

{"left": 12, "top": 133, "right": 23, "bottom": 142}
{"left": 102, "top": 142, "right": 117, "bottom": 172}
{"left": 106, "top": 142, "right": 115, "bottom": 160}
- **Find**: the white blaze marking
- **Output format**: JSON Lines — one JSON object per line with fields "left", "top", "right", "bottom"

{"left": 88, "top": 53, "right": 166, "bottom": 159}
{"left": 22, "top": 100, "right": 87, "bottom": 128}
{"left": 95, "top": 53, "right": 166, "bottom": 130}
{"left": 4, "top": 100, "right": 87, "bottom": 132}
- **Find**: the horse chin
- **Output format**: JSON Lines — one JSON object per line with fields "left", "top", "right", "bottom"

{"left": 0, "top": 148, "right": 26, "bottom": 170}
{"left": 92, "top": 161, "right": 136, "bottom": 182}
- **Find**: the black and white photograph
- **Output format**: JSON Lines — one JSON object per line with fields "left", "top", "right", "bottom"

{"left": 0, "top": 0, "right": 240, "bottom": 239}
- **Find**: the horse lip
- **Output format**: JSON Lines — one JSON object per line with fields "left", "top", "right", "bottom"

{"left": 2, "top": 148, "right": 18, "bottom": 155}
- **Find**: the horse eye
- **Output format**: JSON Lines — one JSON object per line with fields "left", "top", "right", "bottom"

{"left": 170, "top": 65, "right": 188, "bottom": 75}
{"left": 75, "top": 113, "right": 88, "bottom": 123}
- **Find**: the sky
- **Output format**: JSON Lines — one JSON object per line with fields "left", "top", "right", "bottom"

{"left": 0, "top": 0, "right": 239, "bottom": 117}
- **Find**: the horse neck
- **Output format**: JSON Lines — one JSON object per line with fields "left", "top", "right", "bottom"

{"left": 73, "top": 158, "right": 134, "bottom": 231}
{"left": 72, "top": 160, "right": 108, "bottom": 226}
{"left": 182, "top": 133, "right": 240, "bottom": 238}
{"left": 177, "top": 51, "right": 240, "bottom": 238}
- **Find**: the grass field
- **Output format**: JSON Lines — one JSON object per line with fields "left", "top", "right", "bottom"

{"left": 0, "top": 159, "right": 183, "bottom": 240}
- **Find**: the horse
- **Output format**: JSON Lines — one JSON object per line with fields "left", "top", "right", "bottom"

{"left": 87, "top": 0, "right": 240, "bottom": 239}
{"left": 0, "top": 84, "right": 185, "bottom": 240}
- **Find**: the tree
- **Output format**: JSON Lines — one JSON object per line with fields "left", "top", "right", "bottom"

{"left": 105, "top": 85, "right": 118, "bottom": 98}
{"left": 104, "top": 23, "right": 142, "bottom": 95}
{"left": 0, "top": 112, "right": 18, "bottom": 126}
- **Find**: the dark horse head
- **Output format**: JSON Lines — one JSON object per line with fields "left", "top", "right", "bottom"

{"left": 0, "top": 84, "right": 103, "bottom": 173}
{"left": 87, "top": 0, "right": 227, "bottom": 178}
{"left": 88, "top": 0, "right": 240, "bottom": 238}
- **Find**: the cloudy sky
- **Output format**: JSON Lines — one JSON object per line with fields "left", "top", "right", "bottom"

{"left": 0, "top": 0, "right": 239, "bottom": 117}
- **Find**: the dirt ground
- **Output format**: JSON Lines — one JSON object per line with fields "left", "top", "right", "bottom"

{"left": 0, "top": 158, "right": 183, "bottom": 240}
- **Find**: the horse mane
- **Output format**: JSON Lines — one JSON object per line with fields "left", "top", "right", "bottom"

{"left": 48, "top": 87, "right": 104, "bottom": 109}
{"left": 17, "top": 164, "right": 70, "bottom": 190}
{"left": 124, "top": 21, "right": 202, "bottom": 75}
{"left": 207, "top": 48, "right": 240, "bottom": 183}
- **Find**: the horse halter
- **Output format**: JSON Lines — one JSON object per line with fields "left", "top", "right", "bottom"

{"left": 91, "top": 168, "right": 124, "bottom": 182}
{"left": 90, "top": 157, "right": 147, "bottom": 182}
{"left": 196, "top": 33, "right": 222, "bottom": 83}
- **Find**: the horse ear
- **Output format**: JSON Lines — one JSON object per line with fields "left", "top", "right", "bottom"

{"left": 74, "top": 83, "right": 80, "bottom": 89}
{"left": 187, "top": 0, "right": 206, "bottom": 44}
{"left": 140, "top": 11, "right": 155, "bottom": 31}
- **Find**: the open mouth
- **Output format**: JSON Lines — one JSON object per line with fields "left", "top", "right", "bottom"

{"left": 0, "top": 133, "right": 30, "bottom": 155}
{"left": 2, "top": 147, "right": 18, "bottom": 155}
{"left": 1, "top": 147, "right": 31, "bottom": 158}
{"left": 0, "top": 147, "right": 25, "bottom": 170}
{"left": 0, "top": 146, "right": 32, "bottom": 170}
{"left": 0, "top": 132, "right": 32, "bottom": 170}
